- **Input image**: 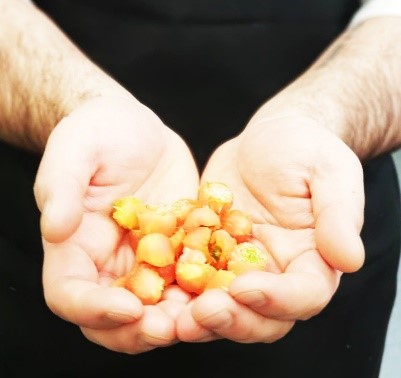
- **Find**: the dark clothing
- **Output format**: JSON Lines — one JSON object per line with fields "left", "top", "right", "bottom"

{"left": 36, "top": 0, "right": 361, "bottom": 169}
{"left": 1, "top": 1, "right": 400, "bottom": 377}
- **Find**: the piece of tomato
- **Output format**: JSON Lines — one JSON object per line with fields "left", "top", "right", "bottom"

{"left": 221, "top": 209, "right": 252, "bottom": 243}
{"left": 182, "top": 226, "right": 212, "bottom": 261}
{"left": 197, "top": 181, "right": 233, "bottom": 214}
{"left": 204, "top": 269, "right": 237, "bottom": 291}
{"left": 137, "top": 205, "right": 177, "bottom": 236}
{"left": 154, "top": 263, "right": 176, "bottom": 287}
{"left": 136, "top": 233, "right": 175, "bottom": 267}
{"left": 175, "top": 261, "right": 217, "bottom": 295}
{"left": 227, "top": 242, "right": 273, "bottom": 274}
{"left": 209, "top": 229, "right": 237, "bottom": 269}
{"left": 125, "top": 263, "right": 165, "bottom": 305}
{"left": 171, "top": 198, "right": 198, "bottom": 226}
{"left": 112, "top": 197, "right": 145, "bottom": 230}
{"left": 169, "top": 227, "right": 186, "bottom": 258}
{"left": 182, "top": 206, "right": 221, "bottom": 231}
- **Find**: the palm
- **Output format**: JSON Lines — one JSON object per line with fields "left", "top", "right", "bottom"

{"left": 35, "top": 96, "right": 199, "bottom": 353}
{"left": 177, "top": 116, "right": 365, "bottom": 343}
{"left": 203, "top": 117, "right": 364, "bottom": 269}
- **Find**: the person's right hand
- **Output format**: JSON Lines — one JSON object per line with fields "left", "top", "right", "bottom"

{"left": 34, "top": 95, "right": 199, "bottom": 354}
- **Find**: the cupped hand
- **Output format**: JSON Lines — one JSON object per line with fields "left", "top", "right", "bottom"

{"left": 176, "top": 115, "right": 365, "bottom": 343}
{"left": 34, "top": 95, "right": 199, "bottom": 353}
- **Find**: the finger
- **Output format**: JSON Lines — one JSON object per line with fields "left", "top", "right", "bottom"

{"left": 189, "top": 290, "right": 294, "bottom": 343}
{"left": 161, "top": 284, "right": 193, "bottom": 303}
{"left": 159, "top": 285, "right": 196, "bottom": 323}
{"left": 43, "top": 241, "right": 143, "bottom": 329}
{"left": 81, "top": 305, "right": 176, "bottom": 354}
{"left": 315, "top": 203, "right": 365, "bottom": 272}
{"left": 311, "top": 143, "right": 365, "bottom": 272}
{"left": 34, "top": 118, "right": 94, "bottom": 243}
{"left": 46, "top": 277, "right": 143, "bottom": 329}
{"left": 176, "top": 302, "right": 220, "bottom": 342}
{"left": 229, "top": 251, "right": 340, "bottom": 320}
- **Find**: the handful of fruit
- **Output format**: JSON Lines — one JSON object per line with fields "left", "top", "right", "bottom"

{"left": 111, "top": 182, "right": 273, "bottom": 304}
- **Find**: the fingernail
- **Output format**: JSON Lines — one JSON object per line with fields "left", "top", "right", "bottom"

{"left": 233, "top": 290, "right": 267, "bottom": 307}
{"left": 135, "top": 333, "right": 175, "bottom": 349}
{"left": 105, "top": 311, "right": 138, "bottom": 324}
{"left": 197, "top": 309, "right": 233, "bottom": 329}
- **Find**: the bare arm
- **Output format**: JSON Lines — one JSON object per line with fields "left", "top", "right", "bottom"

{"left": 183, "top": 13, "right": 401, "bottom": 343}
{"left": 250, "top": 16, "right": 401, "bottom": 160}
{"left": 0, "top": 1, "right": 201, "bottom": 355}
{"left": 0, "top": 0, "right": 132, "bottom": 150}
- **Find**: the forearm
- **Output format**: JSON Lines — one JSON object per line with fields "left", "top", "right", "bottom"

{"left": 251, "top": 16, "right": 401, "bottom": 160}
{"left": 0, "top": 0, "right": 132, "bottom": 151}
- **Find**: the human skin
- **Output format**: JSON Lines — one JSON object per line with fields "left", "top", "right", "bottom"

{"left": 1, "top": 0, "right": 199, "bottom": 354}
{"left": 2, "top": 0, "right": 401, "bottom": 352}
{"left": 176, "top": 16, "right": 401, "bottom": 343}
{"left": 35, "top": 96, "right": 200, "bottom": 353}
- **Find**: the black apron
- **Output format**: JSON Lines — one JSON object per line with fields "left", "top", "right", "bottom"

{"left": 1, "top": 1, "right": 400, "bottom": 377}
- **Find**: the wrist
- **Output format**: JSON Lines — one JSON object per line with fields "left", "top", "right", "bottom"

{"left": 0, "top": 0, "right": 135, "bottom": 151}
{"left": 246, "top": 76, "right": 350, "bottom": 144}
{"left": 248, "top": 16, "right": 401, "bottom": 161}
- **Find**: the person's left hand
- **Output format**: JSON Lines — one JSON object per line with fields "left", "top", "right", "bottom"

{"left": 176, "top": 115, "right": 365, "bottom": 343}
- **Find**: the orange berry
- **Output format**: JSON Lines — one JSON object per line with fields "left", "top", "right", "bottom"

{"left": 154, "top": 263, "right": 176, "bottom": 287}
{"left": 172, "top": 198, "right": 198, "bottom": 225}
{"left": 197, "top": 181, "right": 233, "bottom": 214}
{"left": 227, "top": 242, "right": 273, "bottom": 275}
{"left": 136, "top": 233, "right": 175, "bottom": 267}
{"left": 169, "top": 227, "right": 186, "bottom": 258}
{"left": 221, "top": 209, "right": 252, "bottom": 243}
{"left": 209, "top": 229, "right": 237, "bottom": 269}
{"left": 125, "top": 263, "right": 164, "bottom": 305}
{"left": 182, "top": 226, "right": 212, "bottom": 261}
{"left": 179, "top": 247, "right": 208, "bottom": 264}
{"left": 112, "top": 197, "right": 145, "bottom": 229}
{"left": 137, "top": 205, "right": 177, "bottom": 236}
{"left": 183, "top": 206, "right": 221, "bottom": 231}
{"left": 128, "top": 229, "right": 143, "bottom": 251}
{"left": 112, "top": 274, "right": 129, "bottom": 288}
{"left": 110, "top": 182, "right": 268, "bottom": 299}
{"left": 204, "top": 269, "right": 237, "bottom": 291}
{"left": 175, "top": 260, "right": 217, "bottom": 295}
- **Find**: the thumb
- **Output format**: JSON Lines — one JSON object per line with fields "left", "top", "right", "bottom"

{"left": 312, "top": 147, "right": 365, "bottom": 273}
{"left": 315, "top": 203, "right": 365, "bottom": 273}
{"left": 34, "top": 120, "right": 93, "bottom": 243}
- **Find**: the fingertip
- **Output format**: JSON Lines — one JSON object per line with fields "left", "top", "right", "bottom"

{"left": 176, "top": 302, "right": 216, "bottom": 342}
{"left": 316, "top": 209, "right": 365, "bottom": 273}
{"left": 40, "top": 199, "right": 83, "bottom": 243}
{"left": 321, "top": 235, "right": 365, "bottom": 273}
